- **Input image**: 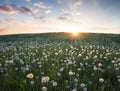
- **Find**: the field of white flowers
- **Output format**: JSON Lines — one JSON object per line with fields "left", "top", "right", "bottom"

{"left": 0, "top": 33, "right": 120, "bottom": 91}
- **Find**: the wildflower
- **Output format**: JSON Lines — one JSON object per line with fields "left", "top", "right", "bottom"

{"left": 80, "top": 83, "right": 85, "bottom": 88}
{"left": 41, "top": 86, "right": 47, "bottom": 91}
{"left": 30, "top": 81, "right": 34, "bottom": 85}
{"left": 117, "top": 75, "right": 120, "bottom": 78}
{"left": 111, "top": 60, "right": 115, "bottom": 63}
{"left": 68, "top": 61, "right": 72, "bottom": 65}
{"left": 115, "top": 67, "right": 119, "bottom": 71}
{"left": 77, "top": 68, "right": 81, "bottom": 71}
{"left": 118, "top": 79, "right": 120, "bottom": 82}
{"left": 46, "top": 76, "right": 50, "bottom": 82}
{"left": 41, "top": 76, "right": 50, "bottom": 83}
{"left": 114, "top": 63, "right": 118, "bottom": 67}
{"left": 15, "top": 67, "right": 18, "bottom": 71}
{"left": 69, "top": 70, "right": 74, "bottom": 76}
{"left": 57, "top": 72, "right": 61, "bottom": 76}
{"left": 52, "top": 82, "right": 57, "bottom": 87}
{"left": 99, "top": 78, "right": 104, "bottom": 83}
{"left": 26, "top": 73, "right": 34, "bottom": 79}
{"left": 55, "top": 52, "right": 58, "bottom": 55}
{"left": 83, "top": 87, "right": 87, "bottom": 91}
{"left": 76, "top": 73, "right": 79, "bottom": 77}
{"left": 60, "top": 67, "right": 64, "bottom": 72}
{"left": 118, "top": 63, "right": 120, "bottom": 66}
{"left": 74, "top": 78, "right": 78, "bottom": 83}
{"left": 93, "top": 66, "right": 97, "bottom": 71}
{"left": 98, "top": 63, "right": 102, "bottom": 67}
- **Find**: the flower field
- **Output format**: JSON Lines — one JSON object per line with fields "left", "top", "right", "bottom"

{"left": 0, "top": 33, "right": 120, "bottom": 91}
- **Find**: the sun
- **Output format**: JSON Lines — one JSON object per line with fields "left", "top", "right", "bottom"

{"left": 72, "top": 31, "right": 79, "bottom": 36}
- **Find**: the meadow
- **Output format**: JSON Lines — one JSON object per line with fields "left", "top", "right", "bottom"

{"left": 0, "top": 33, "right": 120, "bottom": 91}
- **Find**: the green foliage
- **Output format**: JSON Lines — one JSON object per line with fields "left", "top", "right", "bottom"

{"left": 0, "top": 33, "right": 120, "bottom": 91}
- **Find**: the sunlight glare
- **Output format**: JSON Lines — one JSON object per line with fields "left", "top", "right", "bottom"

{"left": 71, "top": 31, "right": 79, "bottom": 36}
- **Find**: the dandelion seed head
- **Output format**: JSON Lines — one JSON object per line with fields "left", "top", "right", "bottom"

{"left": 41, "top": 86, "right": 47, "bottom": 91}
{"left": 99, "top": 78, "right": 104, "bottom": 83}
{"left": 52, "top": 82, "right": 57, "bottom": 87}
{"left": 26, "top": 73, "right": 34, "bottom": 79}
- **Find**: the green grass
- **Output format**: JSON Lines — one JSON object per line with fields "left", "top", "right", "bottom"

{"left": 0, "top": 32, "right": 120, "bottom": 91}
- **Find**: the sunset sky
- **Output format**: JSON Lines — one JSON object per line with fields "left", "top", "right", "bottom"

{"left": 0, "top": 0, "right": 120, "bottom": 35}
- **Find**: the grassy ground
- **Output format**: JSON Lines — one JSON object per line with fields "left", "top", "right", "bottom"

{"left": 0, "top": 32, "right": 120, "bottom": 91}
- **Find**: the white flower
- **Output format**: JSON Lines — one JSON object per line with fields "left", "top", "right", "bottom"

{"left": 80, "top": 83, "right": 85, "bottom": 88}
{"left": 30, "top": 81, "right": 34, "bottom": 84}
{"left": 99, "top": 78, "right": 104, "bottom": 83}
{"left": 98, "top": 63, "right": 102, "bottom": 67}
{"left": 55, "top": 53, "right": 58, "bottom": 55}
{"left": 76, "top": 73, "right": 79, "bottom": 77}
{"left": 68, "top": 61, "right": 72, "bottom": 65}
{"left": 118, "top": 63, "right": 120, "bottom": 66}
{"left": 93, "top": 66, "right": 97, "bottom": 71}
{"left": 60, "top": 67, "right": 64, "bottom": 72}
{"left": 41, "top": 76, "right": 50, "bottom": 83}
{"left": 26, "top": 73, "right": 34, "bottom": 79}
{"left": 57, "top": 72, "right": 61, "bottom": 76}
{"left": 77, "top": 68, "right": 81, "bottom": 71}
{"left": 118, "top": 79, "right": 120, "bottom": 82}
{"left": 117, "top": 75, "right": 120, "bottom": 78}
{"left": 41, "top": 86, "right": 47, "bottom": 91}
{"left": 111, "top": 60, "right": 115, "bottom": 63}
{"left": 74, "top": 78, "right": 78, "bottom": 83}
{"left": 115, "top": 67, "right": 119, "bottom": 71}
{"left": 83, "top": 87, "right": 87, "bottom": 91}
{"left": 52, "top": 82, "right": 57, "bottom": 87}
{"left": 41, "top": 77, "right": 47, "bottom": 83}
{"left": 46, "top": 76, "right": 50, "bottom": 82}
{"left": 69, "top": 70, "right": 74, "bottom": 76}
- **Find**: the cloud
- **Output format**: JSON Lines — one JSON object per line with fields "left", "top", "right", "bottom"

{"left": 19, "top": 6, "right": 34, "bottom": 15}
{"left": 33, "top": 2, "right": 51, "bottom": 14}
{"left": 0, "top": 18, "right": 3, "bottom": 23}
{"left": 58, "top": 0, "right": 65, "bottom": 4}
{"left": 24, "top": 0, "right": 31, "bottom": 3}
{"left": 0, "top": 4, "right": 17, "bottom": 14}
{"left": 0, "top": 28, "right": 5, "bottom": 32}
{"left": 0, "top": 4, "right": 35, "bottom": 15}
{"left": 33, "top": 15, "right": 46, "bottom": 21}
{"left": 57, "top": 16, "right": 70, "bottom": 21}
{"left": 58, "top": 0, "right": 81, "bottom": 8}
{"left": 60, "top": 8, "right": 80, "bottom": 16}
{"left": 43, "top": 10, "right": 51, "bottom": 14}
{"left": 33, "top": 2, "right": 50, "bottom": 9}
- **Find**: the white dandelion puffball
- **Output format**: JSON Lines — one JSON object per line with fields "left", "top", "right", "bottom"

{"left": 41, "top": 86, "right": 47, "bottom": 91}
{"left": 52, "top": 82, "right": 57, "bottom": 87}
{"left": 45, "top": 76, "right": 50, "bottom": 82}
{"left": 98, "top": 63, "right": 102, "bottom": 67}
{"left": 99, "top": 78, "right": 104, "bottom": 83}
{"left": 80, "top": 83, "right": 86, "bottom": 88}
{"left": 69, "top": 70, "right": 74, "bottom": 76}
{"left": 30, "top": 81, "right": 34, "bottom": 85}
{"left": 26, "top": 73, "right": 34, "bottom": 79}
{"left": 41, "top": 77, "right": 47, "bottom": 83}
{"left": 83, "top": 87, "right": 87, "bottom": 91}
{"left": 93, "top": 66, "right": 97, "bottom": 71}
{"left": 41, "top": 76, "right": 50, "bottom": 83}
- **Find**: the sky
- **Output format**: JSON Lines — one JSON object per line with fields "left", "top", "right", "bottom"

{"left": 0, "top": 0, "right": 120, "bottom": 35}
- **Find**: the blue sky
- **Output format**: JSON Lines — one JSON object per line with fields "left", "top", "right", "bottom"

{"left": 0, "top": 0, "right": 120, "bottom": 35}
